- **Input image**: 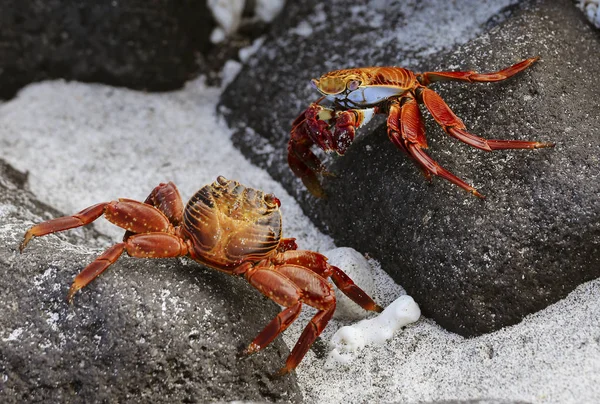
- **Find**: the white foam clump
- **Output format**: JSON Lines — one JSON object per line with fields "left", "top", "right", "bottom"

{"left": 325, "top": 295, "right": 420, "bottom": 367}
{"left": 254, "top": 0, "right": 286, "bottom": 23}
{"left": 208, "top": 0, "right": 286, "bottom": 43}
{"left": 239, "top": 37, "right": 266, "bottom": 63}
{"left": 208, "top": 0, "right": 245, "bottom": 41}
{"left": 290, "top": 20, "right": 313, "bottom": 37}
{"left": 221, "top": 60, "right": 243, "bottom": 89}
{"left": 577, "top": 0, "right": 600, "bottom": 28}
{"left": 220, "top": 37, "right": 265, "bottom": 88}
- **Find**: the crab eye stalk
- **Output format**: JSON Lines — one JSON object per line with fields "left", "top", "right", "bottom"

{"left": 347, "top": 80, "right": 361, "bottom": 91}
{"left": 216, "top": 176, "right": 229, "bottom": 186}
{"left": 264, "top": 194, "right": 281, "bottom": 208}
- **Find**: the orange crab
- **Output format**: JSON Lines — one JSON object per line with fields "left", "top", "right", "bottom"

{"left": 288, "top": 57, "right": 555, "bottom": 198}
{"left": 20, "top": 176, "right": 382, "bottom": 374}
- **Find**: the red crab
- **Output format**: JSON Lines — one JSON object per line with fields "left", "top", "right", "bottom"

{"left": 20, "top": 176, "right": 382, "bottom": 374}
{"left": 288, "top": 57, "right": 555, "bottom": 198}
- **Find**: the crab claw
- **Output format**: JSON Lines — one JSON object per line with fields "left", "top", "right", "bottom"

{"left": 288, "top": 136, "right": 328, "bottom": 198}
{"left": 303, "top": 103, "right": 336, "bottom": 151}
{"left": 329, "top": 110, "right": 358, "bottom": 155}
{"left": 288, "top": 104, "right": 338, "bottom": 198}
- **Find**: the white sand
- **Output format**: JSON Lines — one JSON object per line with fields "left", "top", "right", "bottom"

{"left": 1, "top": 75, "right": 598, "bottom": 404}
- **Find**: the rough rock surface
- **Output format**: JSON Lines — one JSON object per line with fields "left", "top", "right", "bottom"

{"left": 0, "top": 0, "right": 214, "bottom": 100}
{"left": 0, "top": 160, "right": 301, "bottom": 402}
{"left": 220, "top": 0, "right": 600, "bottom": 336}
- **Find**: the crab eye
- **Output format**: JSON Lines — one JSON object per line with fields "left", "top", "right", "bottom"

{"left": 347, "top": 80, "right": 361, "bottom": 91}
{"left": 216, "top": 176, "right": 228, "bottom": 186}
{"left": 264, "top": 193, "right": 281, "bottom": 208}
{"left": 310, "top": 79, "right": 319, "bottom": 90}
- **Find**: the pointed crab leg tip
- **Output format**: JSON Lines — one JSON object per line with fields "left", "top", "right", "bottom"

{"left": 244, "top": 344, "right": 259, "bottom": 356}
{"left": 19, "top": 236, "right": 32, "bottom": 253}
{"left": 309, "top": 188, "right": 327, "bottom": 199}
{"left": 66, "top": 286, "right": 79, "bottom": 304}
{"left": 374, "top": 304, "right": 384, "bottom": 313}
{"left": 472, "top": 189, "right": 486, "bottom": 200}
{"left": 276, "top": 367, "right": 293, "bottom": 377}
{"left": 537, "top": 142, "right": 555, "bottom": 149}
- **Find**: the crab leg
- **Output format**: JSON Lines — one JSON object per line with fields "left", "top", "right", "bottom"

{"left": 418, "top": 87, "right": 555, "bottom": 152}
{"left": 387, "top": 96, "right": 485, "bottom": 198}
{"left": 418, "top": 57, "right": 540, "bottom": 86}
{"left": 20, "top": 203, "right": 107, "bottom": 252}
{"left": 287, "top": 139, "right": 328, "bottom": 198}
{"left": 138, "top": 182, "right": 184, "bottom": 225}
{"left": 281, "top": 305, "right": 335, "bottom": 374}
{"left": 243, "top": 263, "right": 336, "bottom": 373}
{"left": 67, "top": 243, "right": 126, "bottom": 303}
{"left": 243, "top": 266, "right": 305, "bottom": 353}
{"left": 276, "top": 237, "right": 298, "bottom": 253}
{"left": 386, "top": 96, "right": 432, "bottom": 180}
{"left": 21, "top": 199, "right": 173, "bottom": 252}
{"left": 244, "top": 303, "right": 302, "bottom": 355}
{"left": 288, "top": 105, "right": 334, "bottom": 198}
{"left": 408, "top": 143, "right": 485, "bottom": 198}
{"left": 329, "top": 265, "right": 383, "bottom": 312}
{"left": 275, "top": 264, "right": 336, "bottom": 374}
{"left": 67, "top": 232, "right": 188, "bottom": 302}
{"left": 274, "top": 250, "right": 382, "bottom": 312}
{"left": 21, "top": 197, "right": 183, "bottom": 302}
{"left": 123, "top": 182, "right": 184, "bottom": 241}
{"left": 272, "top": 250, "right": 331, "bottom": 276}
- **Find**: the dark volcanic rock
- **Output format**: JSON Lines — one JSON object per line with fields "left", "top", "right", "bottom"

{"left": 0, "top": 160, "right": 301, "bottom": 402}
{"left": 220, "top": 0, "right": 600, "bottom": 336}
{"left": 0, "top": 0, "right": 215, "bottom": 100}
{"left": 221, "top": 0, "right": 527, "bottom": 181}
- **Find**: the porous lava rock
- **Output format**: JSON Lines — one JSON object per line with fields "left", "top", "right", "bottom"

{"left": 220, "top": 0, "right": 600, "bottom": 336}
{"left": 0, "top": 159, "right": 301, "bottom": 402}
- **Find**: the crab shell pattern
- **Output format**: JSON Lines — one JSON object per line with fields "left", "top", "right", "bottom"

{"left": 20, "top": 176, "right": 382, "bottom": 373}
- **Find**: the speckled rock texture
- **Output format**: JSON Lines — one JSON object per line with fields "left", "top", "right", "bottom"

{"left": 220, "top": 0, "right": 600, "bottom": 336}
{"left": 0, "top": 160, "right": 301, "bottom": 402}
{"left": 0, "top": 0, "right": 215, "bottom": 100}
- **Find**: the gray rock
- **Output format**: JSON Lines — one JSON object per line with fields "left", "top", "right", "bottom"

{"left": 0, "top": 160, "right": 301, "bottom": 402}
{"left": 0, "top": 0, "right": 214, "bottom": 100}
{"left": 220, "top": 0, "right": 527, "bottom": 185}
{"left": 220, "top": 0, "right": 600, "bottom": 336}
